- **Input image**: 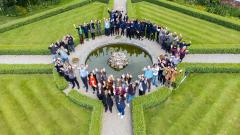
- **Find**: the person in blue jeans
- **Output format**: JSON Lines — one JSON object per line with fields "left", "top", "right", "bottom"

{"left": 143, "top": 65, "right": 153, "bottom": 92}
{"left": 78, "top": 64, "right": 89, "bottom": 92}
{"left": 152, "top": 64, "right": 159, "bottom": 87}
{"left": 118, "top": 95, "right": 126, "bottom": 119}
{"left": 126, "top": 83, "right": 135, "bottom": 107}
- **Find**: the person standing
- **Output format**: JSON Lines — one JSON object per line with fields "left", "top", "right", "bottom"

{"left": 126, "top": 83, "right": 135, "bottom": 107}
{"left": 79, "top": 64, "right": 89, "bottom": 92}
{"left": 152, "top": 64, "right": 159, "bottom": 87}
{"left": 118, "top": 95, "right": 126, "bottom": 119}
{"left": 67, "top": 65, "right": 80, "bottom": 89}
{"left": 74, "top": 24, "right": 84, "bottom": 44}
{"left": 67, "top": 35, "right": 75, "bottom": 52}
{"left": 138, "top": 75, "right": 148, "bottom": 96}
{"left": 96, "top": 20, "right": 102, "bottom": 35}
{"left": 57, "top": 46, "right": 69, "bottom": 63}
{"left": 104, "top": 18, "right": 110, "bottom": 36}
{"left": 89, "top": 20, "right": 96, "bottom": 40}
{"left": 89, "top": 72, "right": 97, "bottom": 94}
{"left": 144, "top": 66, "right": 153, "bottom": 92}
{"left": 106, "top": 92, "right": 114, "bottom": 113}
{"left": 83, "top": 23, "right": 89, "bottom": 41}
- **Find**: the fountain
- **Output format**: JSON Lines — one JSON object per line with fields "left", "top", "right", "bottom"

{"left": 108, "top": 52, "right": 128, "bottom": 69}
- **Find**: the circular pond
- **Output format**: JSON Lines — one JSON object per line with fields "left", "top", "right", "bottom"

{"left": 85, "top": 44, "right": 153, "bottom": 80}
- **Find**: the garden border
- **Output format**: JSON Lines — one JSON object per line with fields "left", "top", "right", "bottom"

{"left": 0, "top": 64, "right": 103, "bottom": 135}
{"left": 131, "top": 63, "right": 240, "bottom": 135}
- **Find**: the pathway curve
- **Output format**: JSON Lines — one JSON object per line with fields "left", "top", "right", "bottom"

{"left": 114, "top": 0, "right": 127, "bottom": 13}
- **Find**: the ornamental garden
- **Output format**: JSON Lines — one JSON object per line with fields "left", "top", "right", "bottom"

{"left": 0, "top": 0, "right": 240, "bottom": 135}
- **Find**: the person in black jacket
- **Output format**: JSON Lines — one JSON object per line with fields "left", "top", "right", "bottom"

{"left": 83, "top": 23, "right": 89, "bottom": 41}
{"left": 106, "top": 91, "right": 114, "bottom": 113}
{"left": 89, "top": 20, "right": 96, "bottom": 40}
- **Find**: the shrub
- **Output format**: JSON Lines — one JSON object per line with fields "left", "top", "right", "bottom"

{"left": 52, "top": 68, "right": 68, "bottom": 90}
{"left": 0, "top": 64, "right": 52, "bottom": 74}
{"left": 68, "top": 90, "right": 103, "bottom": 135}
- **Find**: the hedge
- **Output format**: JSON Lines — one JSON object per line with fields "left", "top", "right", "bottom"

{"left": 132, "top": 63, "right": 240, "bottom": 135}
{"left": 0, "top": 0, "right": 91, "bottom": 33}
{"left": 178, "top": 63, "right": 240, "bottom": 73}
{"left": 52, "top": 68, "right": 69, "bottom": 90}
{"left": 189, "top": 48, "right": 240, "bottom": 54}
{"left": 0, "top": 64, "right": 52, "bottom": 74}
{"left": 68, "top": 90, "right": 103, "bottom": 135}
{"left": 132, "top": 88, "right": 172, "bottom": 135}
{"left": 132, "top": 0, "right": 240, "bottom": 31}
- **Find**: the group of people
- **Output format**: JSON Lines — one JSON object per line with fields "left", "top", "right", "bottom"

{"left": 53, "top": 53, "right": 181, "bottom": 119}
{"left": 73, "top": 9, "right": 190, "bottom": 60}
{"left": 48, "top": 34, "right": 75, "bottom": 63}
{"left": 54, "top": 61, "right": 136, "bottom": 118}
{"left": 50, "top": 10, "right": 186, "bottom": 119}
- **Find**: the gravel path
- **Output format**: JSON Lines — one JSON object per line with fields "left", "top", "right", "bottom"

{"left": 0, "top": 55, "right": 51, "bottom": 64}
{"left": 183, "top": 54, "right": 240, "bottom": 63}
{"left": 114, "top": 0, "right": 127, "bottom": 13}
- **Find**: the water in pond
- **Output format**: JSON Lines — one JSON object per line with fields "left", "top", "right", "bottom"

{"left": 85, "top": 44, "right": 152, "bottom": 80}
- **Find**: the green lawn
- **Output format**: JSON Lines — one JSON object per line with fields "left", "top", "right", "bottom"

{"left": 132, "top": 1, "right": 240, "bottom": 51}
{"left": 144, "top": 73, "right": 240, "bottom": 135}
{"left": 0, "top": 2, "right": 106, "bottom": 54}
{"left": 0, "top": 0, "right": 83, "bottom": 25}
{"left": 0, "top": 74, "right": 91, "bottom": 135}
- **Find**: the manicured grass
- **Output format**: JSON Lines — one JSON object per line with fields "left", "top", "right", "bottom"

{"left": 0, "top": 0, "right": 83, "bottom": 25}
{"left": 0, "top": 74, "right": 91, "bottom": 135}
{"left": 0, "top": 2, "right": 106, "bottom": 54}
{"left": 133, "top": 1, "right": 240, "bottom": 52}
{"left": 144, "top": 73, "right": 240, "bottom": 135}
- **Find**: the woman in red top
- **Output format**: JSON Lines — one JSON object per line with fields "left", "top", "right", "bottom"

{"left": 89, "top": 72, "right": 97, "bottom": 94}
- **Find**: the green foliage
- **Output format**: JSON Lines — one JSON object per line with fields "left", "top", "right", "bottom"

{"left": 179, "top": 63, "right": 240, "bottom": 73}
{"left": 132, "top": 63, "right": 240, "bottom": 135}
{"left": 0, "top": 45, "right": 49, "bottom": 54}
{"left": 144, "top": 73, "right": 240, "bottom": 135}
{"left": 0, "top": 74, "right": 91, "bottom": 135}
{"left": 68, "top": 90, "right": 103, "bottom": 135}
{"left": 189, "top": 48, "right": 240, "bottom": 54}
{"left": 0, "top": 2, "right": 106, "bottom": 55}
{"left": 0, "top": 0, "right": 90, "bottom": 33}
{"left": 0, "top": 64, "right": 52, "bottom": 74}
{"left": 132, "top": 88, "right": 172, "bottom": 135}
{"left": 52, "top": 68, "right": 68, "bottom": 90}
{"left": 143, "top": 0, "right": 240, "bottom": 31}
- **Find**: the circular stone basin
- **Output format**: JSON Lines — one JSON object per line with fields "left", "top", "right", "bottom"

{"left": 85, "top": 44, "right": 152, "bottom": 80}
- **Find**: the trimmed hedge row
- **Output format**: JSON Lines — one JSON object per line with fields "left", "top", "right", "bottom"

{"left": 0, "top": 0, "right": 91, "bottom": 33}
{"left": 189, "top": 48, "right": 240, "bottom": 54}
{"left": 132, "top": 63, "right": 240, "bottom": 135}
{"left": 52, "top": 69, "right": 68, "bottom": 90}
{"left": 68, "top": 90, "right": 103, "bottom": 135}
{"left": 179, "top": 63, "right": 240, "bottom": 73}
{"left": 132, "top": 0, "right": 240, "bottom": 31}
{"left": 132, "top": 88, "right": 172, "bottom": 135}
{"left": 0, "top": 64, "right": 52, "bottom": 74}
{"left": 0, "top": 45, "right": 49, "bottom": 55}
